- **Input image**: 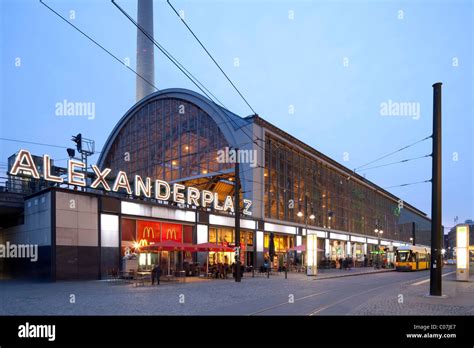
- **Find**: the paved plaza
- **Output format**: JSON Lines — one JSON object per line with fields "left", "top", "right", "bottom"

{"left": 0, "top": 266, "right": 472, "bottom": 316}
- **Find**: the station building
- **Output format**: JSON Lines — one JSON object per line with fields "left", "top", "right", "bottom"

{"left": 0, "top": 88, "right": 431, "bottom": 280}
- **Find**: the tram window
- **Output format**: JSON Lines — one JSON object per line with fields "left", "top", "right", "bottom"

{"left": 398, "top": 252, "right": 409, "bottom": 262}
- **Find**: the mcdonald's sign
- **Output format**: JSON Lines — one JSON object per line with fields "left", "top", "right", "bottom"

{"left": 136, "top": 220, "right": 161, "bottom": 243}
{"left": 161, "top": 222, "right": 182, "bottom": 243}
{"left": 143, "top": 226, "right": 155, "bottom": 239}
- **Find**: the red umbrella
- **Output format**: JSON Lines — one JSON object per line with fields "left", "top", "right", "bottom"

{"left": 196, "top": 243, "right": 235, "bottom": 274}
{"left": 196, "top": 242, "right": 234, "bottom": 252}
{"left": 142, "top": 240, "right": 185, "bottom": 251}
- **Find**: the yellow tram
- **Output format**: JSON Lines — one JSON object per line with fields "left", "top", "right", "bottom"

{"left": 395, "top": 245, "right": 431, "bottom": 271}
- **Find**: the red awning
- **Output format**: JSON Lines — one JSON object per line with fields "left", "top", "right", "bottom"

{"left": 141, "top": 241, "right": 234, "bottom": 252}
{"left": 196, "top": 242, "right": 234, "bottom": 252}
{"left": 142, "top": 240, "right": 188, "bottom": 251}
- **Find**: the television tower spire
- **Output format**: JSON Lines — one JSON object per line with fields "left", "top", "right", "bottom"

{"left": 136, "top": 0, "right": 155, "bottom": 101}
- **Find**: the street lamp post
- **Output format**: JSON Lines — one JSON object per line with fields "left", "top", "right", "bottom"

{"left": 298, "top": 196, "right": 315, "bottom": 274}
{"left": 374, "top": 221, "right": 383, "bottom": 269}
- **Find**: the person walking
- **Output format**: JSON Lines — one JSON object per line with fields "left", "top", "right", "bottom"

{"left": 151, "top": 264, "right": 162, "bottom": 285}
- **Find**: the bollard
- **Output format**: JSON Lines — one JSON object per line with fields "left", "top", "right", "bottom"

{"left": 252, "top": 268, "right": 255, "bottom": 278}
{"left": 285, "top": 268, "right": 287, "bottom": 279}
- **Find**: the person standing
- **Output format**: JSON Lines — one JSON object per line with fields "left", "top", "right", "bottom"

{"left": 156, "top": 265, "right": 162, "bottom": 285}
{"left": 151, "top": 264, "right": 157, "bottom": 285}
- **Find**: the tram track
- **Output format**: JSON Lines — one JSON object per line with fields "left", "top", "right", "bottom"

{"left": 247, "top": 269, "right": 452, "bottom": 316}
{"left": 307, "top": 269, "right": 453, "bottom": 316}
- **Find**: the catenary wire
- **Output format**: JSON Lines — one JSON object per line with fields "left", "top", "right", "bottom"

{"left": 166, "top": 0, "right": 258, "bottom": 116}
{"left": 354, "top": 135, "right": 432, "bottom": 172}
{"left": 359, "top": 154, "right": 432, "bottom": 172}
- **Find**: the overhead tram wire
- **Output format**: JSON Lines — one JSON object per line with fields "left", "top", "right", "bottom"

{"left": 112, "top": 0, "right": 266, "bottom": 153}
{"left": 166, "top": 0, "right": 264, "bottom": 146}
{"left": 41, "top": 0, "right": 231, "bottom": 130}
{"left": 41, "top": 0, "right": 265, "bottom": 172}
{"left": 359, "top": 154, "right": 432, "bottom": 172}
{"left": 384, "top": 179, "right": 431, "bottom": 190}
{"left": 354, "top": 135, "right": 432, "bottom": 172}
{"left": 167, "top": 0, "right": 258, "bottom": 117}
{"left": 39, "top": 0, "right": 158, "bottom": 95}
{"left": 111, "top": 0, "right": 226, "bottom": 109}
{"left": 0, "top": 137, "right": 69, "bottom": 149}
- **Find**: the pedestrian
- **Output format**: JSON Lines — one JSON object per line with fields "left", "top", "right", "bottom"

{"left": 339, "top": 257, "right": 344, "bottom": 270}
{"left": 224, "top": 262, "right": 229, "bottom": 279}
{"left": 151, "top": 264, "right": 157, "bottom": 285}
{"left": 155, "top": 264, "right": 162, "bottom": 285}
{"left": 363, "top": 254, "right": 368, "bottom": 267}
{"left": 218, "top": 262, "right": 224, "bottom": 279}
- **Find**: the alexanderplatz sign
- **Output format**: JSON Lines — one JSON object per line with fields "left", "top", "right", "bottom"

{"left": 9, "top": 149, "right": 253, "bottom": 216}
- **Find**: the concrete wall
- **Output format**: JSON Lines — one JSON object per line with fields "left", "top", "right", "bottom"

{"left": 55, "top": 191, "right": 99, "bottom": 280}
{"left": 0, "top": 191, "right": 52, "bottom": 279}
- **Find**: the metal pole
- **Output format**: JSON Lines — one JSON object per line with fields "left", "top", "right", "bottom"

{"left": 412, "top": 222, "right": 416, "bottom": 246}
{"left": 430, "top": 82, "right": 443, "bottom": 296}
{"left": 234, "top": 150, "right": 241, "bottom": 282}
{"left": 377, "top": 235, "right": 380, "bottom": 269}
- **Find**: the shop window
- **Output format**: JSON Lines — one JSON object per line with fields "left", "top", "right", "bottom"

{"left": 183, "top": 225, "right": 193, "bottom": 244}
{"left": 209, "top": 228, "right": 217, "bottom": 243}
{"left": 121, "top": 218, "right": 136, "bottom": 241}
{"left": 218, "top": 228, "right": 234, "bottom": 244}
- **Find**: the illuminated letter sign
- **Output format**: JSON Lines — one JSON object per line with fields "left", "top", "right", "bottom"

{"left": 9, "top": 149, "right": 40, "bottom": 179}
{"left": 8, "top": 150, "right": 253, "bottom": 215}
{"left": 112, "top": 171, "right": 132, "bottom": 194}
{"left": 155, "top": 180, "right": 171, "bottom": 200}
{"left": 135, "top": 175, "right": 152, "bottom": 198}
{"left": 90, "top": 165, "right": 111, "bottom": 191}
{"left": 43, "top": 154, "right": 63, "bottom": 183}
{"left": 201, "top": 190, "right": 213, "bottom": 208}
{"left": 186, "top": 187, "right": 200, "bottom": 206}
{"left": 173, "top": 183, "right": 185, "bottom": 204}
{"left": 68, "top": 159, "right": 86, "bottom": 186}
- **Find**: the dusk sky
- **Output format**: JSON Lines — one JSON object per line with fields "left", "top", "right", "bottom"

{"left": 1, "top": 0, "right": 472, "bottom": 232}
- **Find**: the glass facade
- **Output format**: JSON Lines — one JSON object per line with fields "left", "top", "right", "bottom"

{"left": 264, "top": 134, "right": 431, "bottom": 244}
{"left": 103, "top": 98, "right": 232, "bottom": 182}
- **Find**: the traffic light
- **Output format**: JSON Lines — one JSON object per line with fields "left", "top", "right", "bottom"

{"left": 72, "top": 133, "right": 82, "bottom": 152}
{"left": 66, "top": 148, "right": 76, "bottom": 158}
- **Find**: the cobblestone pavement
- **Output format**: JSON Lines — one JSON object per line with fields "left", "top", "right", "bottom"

{"left": 349, "top": 271, "right": 474, "bottom": 315}
{"left": 0, "top": 266, "right": 471, "bottom": 315}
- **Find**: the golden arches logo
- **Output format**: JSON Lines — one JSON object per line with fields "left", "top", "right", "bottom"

{"left": 166, "top": 228, "right": 177, "bottom": 240}
{"left": 138, "top": 239, "right": 148, "bottom": 247}
{"left": 142, "top": 226, "right": 154, "bottom": 239}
